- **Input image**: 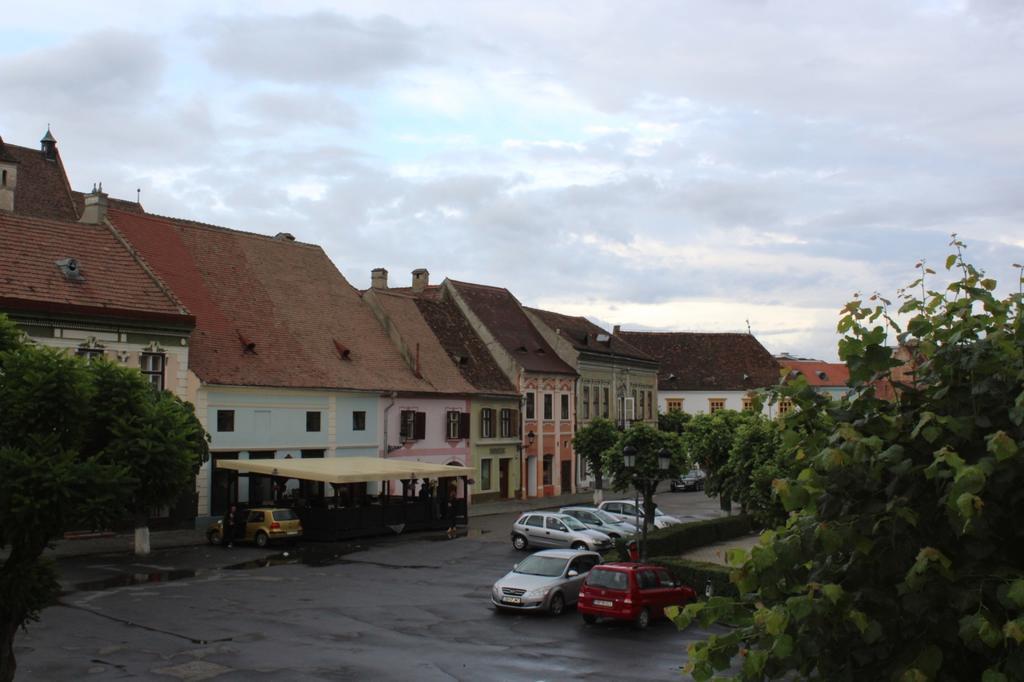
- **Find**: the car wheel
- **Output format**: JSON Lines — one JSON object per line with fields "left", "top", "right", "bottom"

{"left": 207, "top": 530, "right": 221, "bottom": 546}
{"left": 571, "top": 541, "right": 587, "bottom": 551}
{"left": 512, "top": 534, "right": 528, "bottom": 551}
{"left": 582, "top": 613, "right": 597, "bottom": 624}
{"left": 255, "top": 531, "right": 269, "bottom": 548}
{"left": 548, "top": 593, "right": 565, "bottom": 616}
{"left": 634, "top": 607, "right": 651, "bottom": 630}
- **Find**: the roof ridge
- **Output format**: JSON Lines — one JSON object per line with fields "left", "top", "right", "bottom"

{"left": 448, "top": 278, "right": 512, "bottom": 294}
{"left": 133, "top": 209, "right": 320, "bottom": 248}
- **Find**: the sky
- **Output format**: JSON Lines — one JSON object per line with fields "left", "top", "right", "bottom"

{"left": 2, "top": 1, "right": 1022, "bottom": 361}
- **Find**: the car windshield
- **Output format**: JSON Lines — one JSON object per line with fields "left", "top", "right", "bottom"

{"left": 514, "top": 555, "right": 569, "bottom": 577}
{"left": 587, "top": 568, "right": 629, "bottom": 590}
{"left": 560, "top": 515, "right": 587, "bottom": 531}
{"left": 592, "top": 510, "right": 622, "bottom": 524}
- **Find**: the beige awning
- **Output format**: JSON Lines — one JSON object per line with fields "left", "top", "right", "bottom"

{"left": 215, "top": 456, "right": 474, "bottom": 485}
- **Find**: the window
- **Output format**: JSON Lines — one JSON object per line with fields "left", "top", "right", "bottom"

{"left": 709, "top": 399, "right": 726, "bottom": 413}
{"left": 76, "top": 348, "right": 104, "bottom": 363}
{"left": 525, "top": 392, "right": 535, "bottom": 420}
{"left": 543, "top": 394, "right": 553, "bottom": 420}
{"left": 561, "top": 394, "right": 569, "bottom": 420}
{"left": 400, "top": 410, "right": 426, "bottom": 440}
{"left": 545, "top": 516, "right": 567, "bottom": 532}
{"left": 667, "top": 399, "right": 683, "bottom": 412}
{"left": 137, "top": 353, "right": 165, "bottom": 390}
{"left": 742, "top": 396, "right": 754, "bottom": 411}
{"left": 623, "top": 396, "right": 635, "bottom": 421}
{"left": 778, "top": 399, "right": 794, "bottom": 416}
{"left": 305, "top": 411, "right": 321, "bottom": 432}
{"left": 481, "top": 408, "right": 495, "bottom": 438}
{"left": 582, "top": 386, "right": 590, "bottom": 420}
{"left": 446, "top": 411, "right": 461, "bottom": 440}
{"left": 499, "top": 408, "right": 517, "bottom": 438}
{"left": 593, "top": 387, "right": 600, "bottom": 420}
{"left": 216, "top": 410, "right": 235, "bottom": 432}
{"left": 638, "top": 391, "right": 645, "bottom": 421}
{"left": 543, "top": 455, "right": 553, "bottom": 485}
{"left": 602, "top": 387, "right": 609, "bottom": 417}
{"left": 480, "top": 458, "right": 492, "bottom": 490}
{"left": 524, "top": 515, "right": 544, "bottom": 528}
{"left": 647, "top": 391, "right": 653, "bottom": 419}
{"left": 352, "top": 411, "right": 366, "bottom": 431}
{"left": 637, "top": 570, "right": 659, "bottom": 590}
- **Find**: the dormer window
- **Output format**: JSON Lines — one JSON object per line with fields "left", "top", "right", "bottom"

{"left": 55, "top": 257, "right": 84, "bottom": 282}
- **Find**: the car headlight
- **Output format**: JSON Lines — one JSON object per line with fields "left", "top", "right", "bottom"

{"left": 525, "top": 587, "right": 550, "bottom": 599}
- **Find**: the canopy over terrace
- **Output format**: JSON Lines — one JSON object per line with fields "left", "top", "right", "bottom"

{"left": 216, "top": 456, "right": 474, "bottom": 484}
{"left": 216, "top": 457, "right": 473, "bottom": 541}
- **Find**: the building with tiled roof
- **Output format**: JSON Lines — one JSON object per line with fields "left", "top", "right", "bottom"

{"left": 776, "top": 355, "right": 852, "bottom": 401}
{"left": 617, "top": 330, "right": 781, "bottom": 417}
{"left": 523, "top": 306, "right": 660, "bottom": 491}
{"left": 363, "top": 271, "right": 521, "bottom": 501}
{"left": 444, "top": 279, "right": 579, "bottom": 498}
{"left": 107, "top": 209, "right": 441, "bottom": 518}
{"left": 0, "top": 131, "right": 79, "bottom": 221}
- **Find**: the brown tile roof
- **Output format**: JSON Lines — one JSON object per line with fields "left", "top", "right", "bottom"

{"left": 777, "top": 358, "right": 850, "bottom": 387}
{"left": 524, "top": 307, "right": 657, "bottom": 364}
{"left": 448, "top": 280, "right": 577, "bottom": 376}
{"left": 0, "top": 212, "right": 193, "bottom": 325}
{"left": 108, "top": 209, "right": 434, "bottom": 392}
{"left": 617, "top": 331, "right": 780, "bottom": 391}
{"left": 0, "top": 141, "right": 78, "bottom": 222}
{"left": 414, "top": 294, "right": 518, "bottom": 394}
{"left": 71, "top": 190, "right": 145, "bottom": 216}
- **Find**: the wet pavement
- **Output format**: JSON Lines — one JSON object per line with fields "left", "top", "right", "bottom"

{"left": 15, "top": 490, "right": 732, "bottom": 681}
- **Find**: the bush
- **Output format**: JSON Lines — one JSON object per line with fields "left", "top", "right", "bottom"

{"left": 651, "top": 556, "right": 738, "bottom": 598}
{"left": 612, "top": 514, "right": 754, "bottom": 559}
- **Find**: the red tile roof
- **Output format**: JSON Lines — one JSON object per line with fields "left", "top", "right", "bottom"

{"left": 616, "top": 331, "right": 780, "bottom": 391}
{"left": 0, "top": 212, "right": 193, "bottom": 325}
{"left": 108, "top": 209, "right": 434, "bottom": 392}
{"left": 448, "top": 280, "right": 577, "bottom": 376}
{"left": 777, "top": 359, "right": 850, "bottom": 387}
{"left": 523, "top": 307, "right": 657, "bottom": 364}
{"left": 0, "top": 141, "right": 78, "bottom": 222}
{"left": 71, "top": 190, "right": 145, "bottom": 216}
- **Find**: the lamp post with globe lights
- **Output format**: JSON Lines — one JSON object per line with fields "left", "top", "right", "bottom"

{"left": 621, "top": 443, "right": 673, "bottom": 562}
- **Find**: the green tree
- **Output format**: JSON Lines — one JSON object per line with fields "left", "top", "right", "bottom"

{"left": 659, "top": 408, "right": 692, "bottom": 434}
{"left": 682, "top": 409, "right": 757, "bottom": 497}
{"left": 602, "top": 423, "right": 687, "bottom": 560}
{"left": 0, "top": 314, "right": 209, "bottom": 681}
{"left": 673, "top": 243, "right": 1024, "bottom": 681}
{"left": 573, "top": 417, "right": 619, "bottom": 493}
{"left": 715, "top": 416, "right": 793, "bottom": 527}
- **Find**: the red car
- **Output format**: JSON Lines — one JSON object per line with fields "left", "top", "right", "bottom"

{"left": 577, "top": 562, "right": 696, "bottom": 629}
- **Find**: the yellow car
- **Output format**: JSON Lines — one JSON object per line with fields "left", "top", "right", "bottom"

{"left": 207, "top": 507, "right": 303, "bottom": 548}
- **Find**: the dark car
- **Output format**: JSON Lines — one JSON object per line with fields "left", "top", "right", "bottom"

{"left": 577, "top": 562, "right": 696, "bottom": 629}
{"left": 670, "top": 468, "right": 706, "bottom": 492}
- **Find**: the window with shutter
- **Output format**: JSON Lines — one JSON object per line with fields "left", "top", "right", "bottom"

{"left": 400, "top": 410, "right": 415, "bottom": 440}
{"left": 413, "top": 411, "right": 427, "bottom": 440}
{"left": 481, "top": 408, "right": 495, "bottom": 438}
{"left": 525, "top": 392, "right": 535, "bottom": 420}
{"left": 459, "top": 411, "right": 470, "bottom": 439}
{"left": 499, "top": 408, "right": 512, "bottom": 437}
{"left": 446, "top": 411, "right": 461, "bottom": 439}
{"left": 511, "top": 409, "right": 520, "bottom": 437}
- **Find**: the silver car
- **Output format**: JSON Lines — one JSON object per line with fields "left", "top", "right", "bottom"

{"left": 559, "top": 506, "right": 638, "bottom": 540}
{"left": 511, "top": 512, "right": 613, "bottom": 552}
{"left": 598, "top": 500, "right": 683, "bottom": 529}
{"left": 491, "top": 549, "right": 601, "bottom": 615}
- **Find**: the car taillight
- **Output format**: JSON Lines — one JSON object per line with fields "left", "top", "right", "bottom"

{"left": 623, "top": 598, "right": 632, "bottom": 604}
{"left": 270, "top": 521, "right": 281, "bottom": 530}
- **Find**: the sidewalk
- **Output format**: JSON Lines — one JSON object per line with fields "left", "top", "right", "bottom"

{"left": 2, "top": 490, "right": 608, "bottom": 561}
{"left": 677, "top": 533, "right": 761, "bottom": 566}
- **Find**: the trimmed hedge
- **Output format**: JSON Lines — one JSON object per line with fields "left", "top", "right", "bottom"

{"left": 612, "top": 513, "right": 754, "bottom": 559}
{"left": 651, "top": 556, "right": 738, "bottom": 598}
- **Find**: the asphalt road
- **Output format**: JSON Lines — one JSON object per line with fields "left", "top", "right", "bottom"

{"left": 14, "top": 489, "right": 728, "bottom": 681}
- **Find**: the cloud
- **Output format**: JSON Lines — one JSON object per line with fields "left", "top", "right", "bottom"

{"left": 199, "top": 12, "right": 435, "bottom": 85}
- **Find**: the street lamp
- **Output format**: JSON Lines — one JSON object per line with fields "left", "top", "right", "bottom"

{"left": 657, "top": 447, "right": 671, "bottom": 471}
{"left": 622, "top": 445, "right": 637, "bottom": 469}
{"left": 527, "top": 430, "right": 536, "bottom": 446}
{"left": 623, "top": 444, "right": 673, "bottom": 563}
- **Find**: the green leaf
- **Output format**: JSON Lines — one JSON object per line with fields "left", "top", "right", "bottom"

{"left": 772, "top": 634, "right": 794, "bottom": 659}
{"left": 822, "top": 583, "right": 843, "bottom": 604}
{"left": 987, "top": 431, "right": 1019, "bottom": 462}
{"left": 982, "top": 671, "right": 1008, "bottom": 682}
{"left": 742, "top": 649, "right": 768, "bottom": 676}
{"left": 946, "top": 253, "right": 957, "bottom": 270}
{"left": 1007, "top": 580, "right": 1024, "bottom": 608}
{"left": 765, "top": 607, "right": 789, "bottom": 636}
{"left": 725, "top": 548, "right": 748, "bottom": 567}
{"left": 848, "top": 609, "right": 869, "bottom": 634}
{"left": 1003, "top": 618, "right": 1024, "bottom": 643}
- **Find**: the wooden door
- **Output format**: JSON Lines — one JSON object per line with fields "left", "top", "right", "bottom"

{"left": 499, "top": 459, "right": 510, "bottom": 498}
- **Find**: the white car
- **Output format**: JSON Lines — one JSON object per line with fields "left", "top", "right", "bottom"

{"left": 597, "top": 500, "right": 682, "bottom": 529}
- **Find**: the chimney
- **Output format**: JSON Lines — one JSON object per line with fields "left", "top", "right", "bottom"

{"left": 613, "top": 324, "right": 621, "bottom": 335}
{"left": 411, "top": 268, "right": 429, "bottom": 292}
{"left": 79, "top": 183, "right": 109, "bottom": 224}
{"left": 371, "top": 268, "right": 388, "bottom": 289}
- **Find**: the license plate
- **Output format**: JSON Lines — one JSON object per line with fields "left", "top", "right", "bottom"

{"left": 594, "top": 599, "right": 613, "bottom": 607}
{"left": 286, "top": 531, "right": 298, "bottom": 535}
{"left": 501, "top": 597, "right": 523, "bottom": 605}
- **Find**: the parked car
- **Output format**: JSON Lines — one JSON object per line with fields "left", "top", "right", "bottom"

{"left": 558, "top": 507, "right": 637, "bottom": 540}
{"left": 597, "top": 500, "right": 683, "bottom": 529}
{"left": 491, "top": 549, "right": 601, "bottom": 615}
{"left": 577, "top": 562, "right": 696, "bottom": 629}
{"left": 670, "top": 468, "right": 706, "bottom": 492}
{"left": 206, "top": 507, "right": 303, "bottom": 548}
{"left": 511, "top": 512, "right": 613, "bottom": 552}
